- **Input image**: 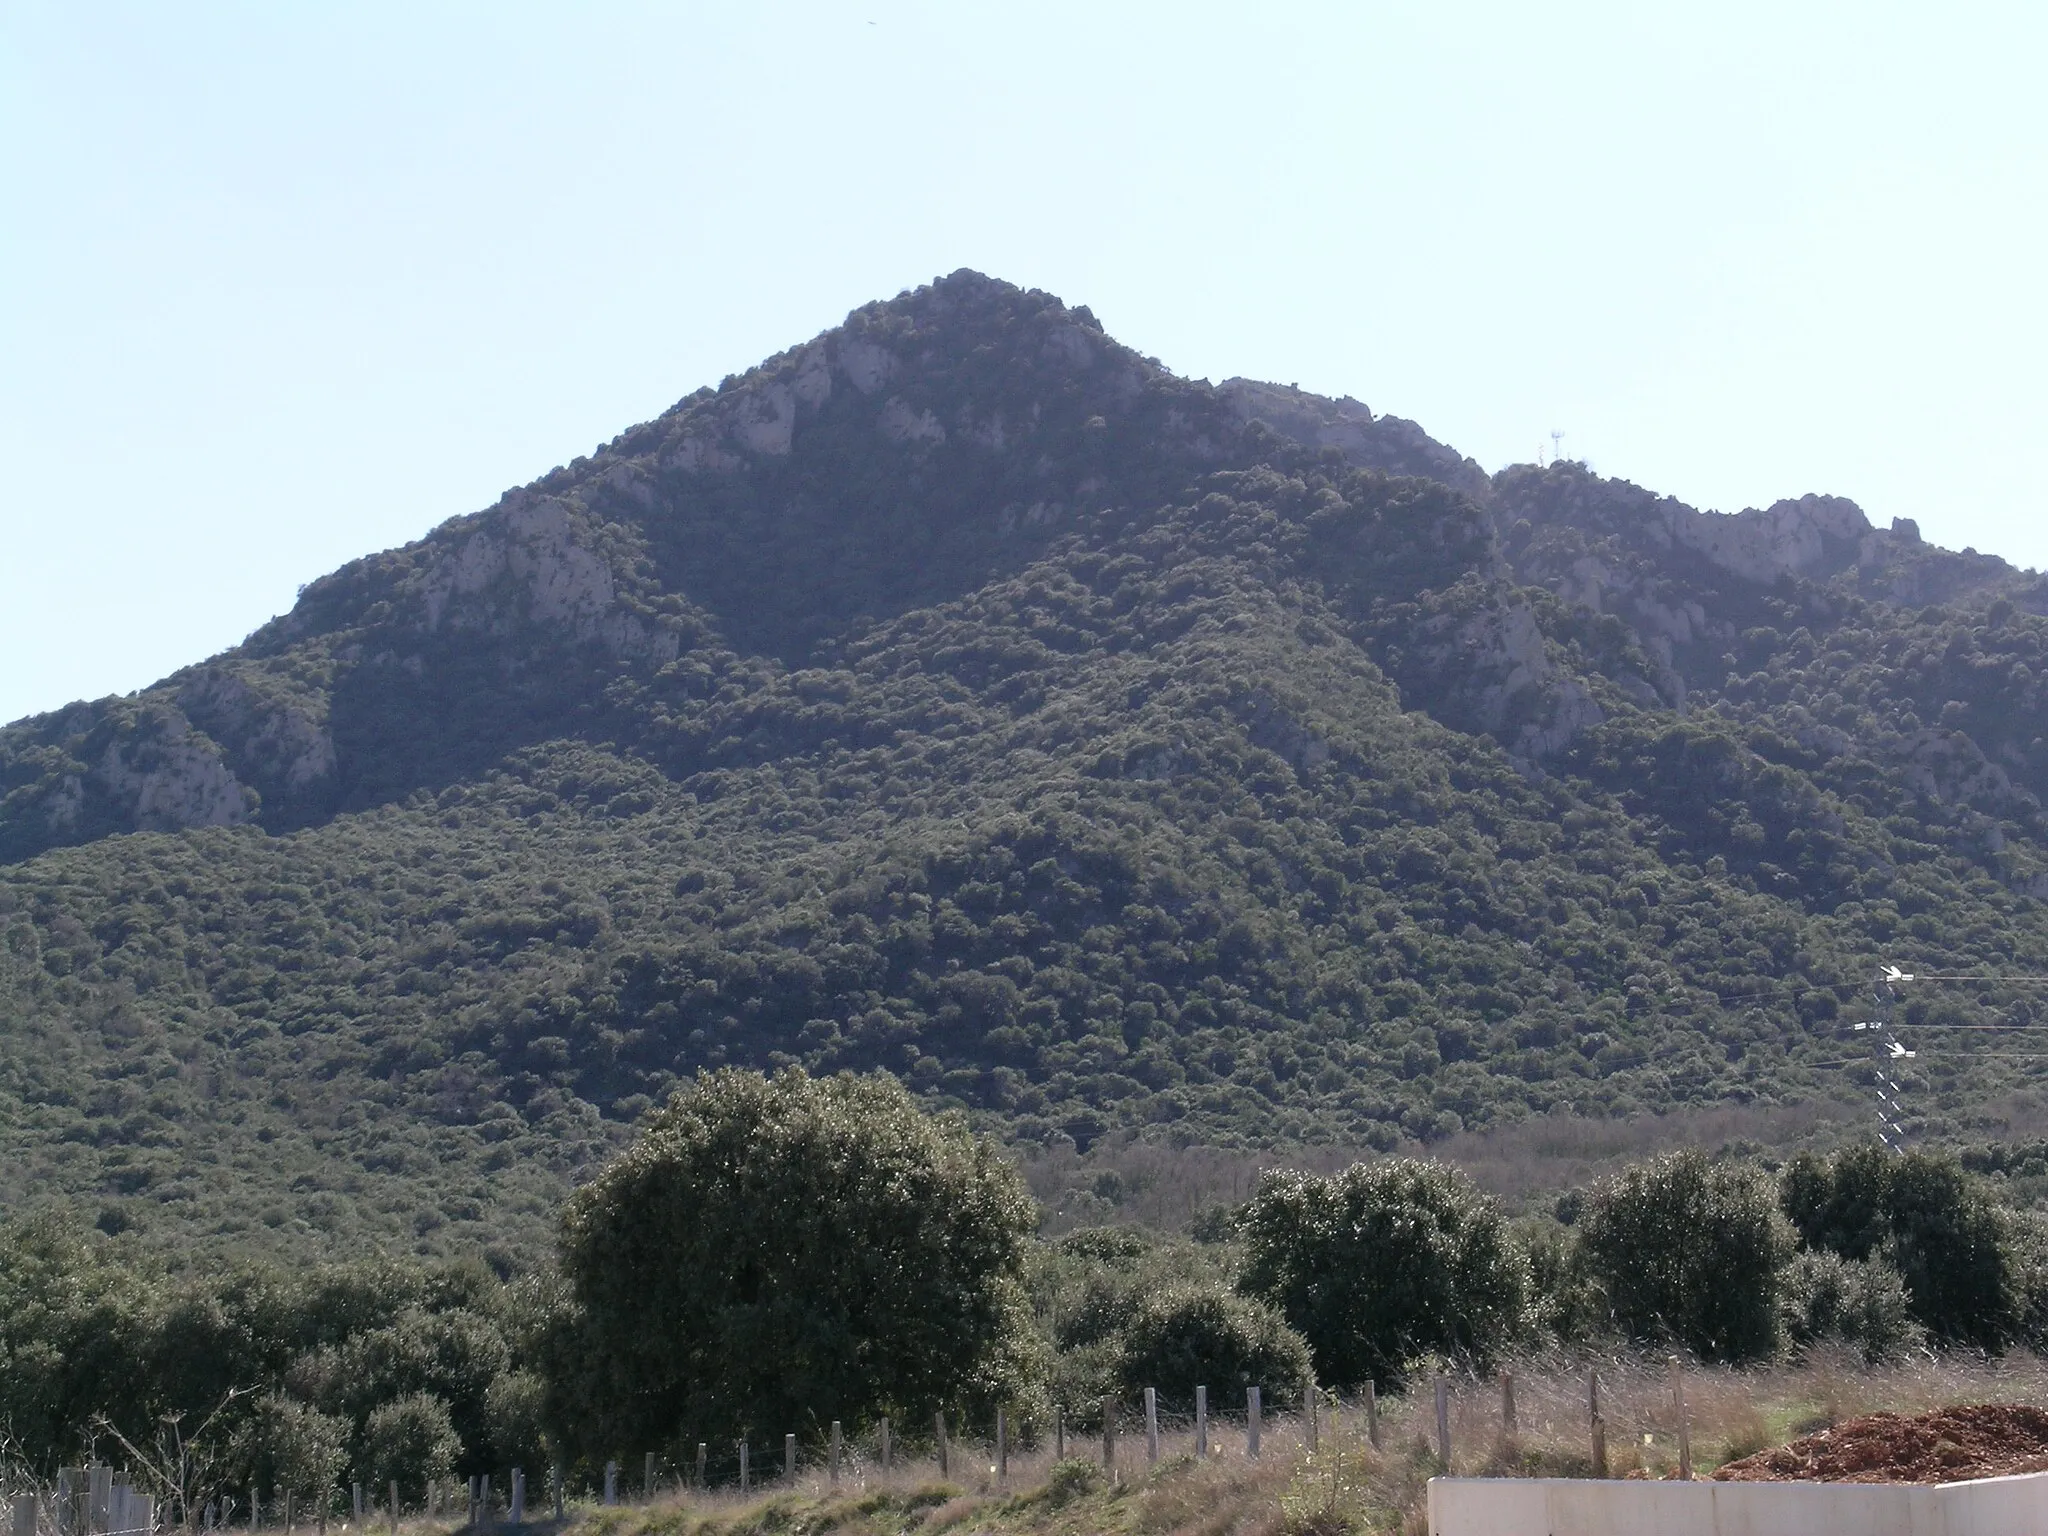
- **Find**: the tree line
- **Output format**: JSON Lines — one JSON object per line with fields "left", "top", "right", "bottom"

{"left": 3, "top": 1069, "right": 2043, "bottom": 1506}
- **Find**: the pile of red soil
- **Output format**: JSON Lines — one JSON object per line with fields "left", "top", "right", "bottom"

{"left": 1713, "top": 1405, "right": 2048, "bottom": 1484}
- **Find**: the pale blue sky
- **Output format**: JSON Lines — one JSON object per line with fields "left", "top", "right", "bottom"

{"left": 4, "top": 2, "right": 2044, "bottom": 725}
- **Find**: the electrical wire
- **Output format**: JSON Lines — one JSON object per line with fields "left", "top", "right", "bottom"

{"left": 1883, "top": 973, "right": 2048, "bottom": 985}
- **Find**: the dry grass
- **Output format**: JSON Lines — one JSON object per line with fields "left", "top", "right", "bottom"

{"left": 346, "top": 1350, "right": 2048, "bottom": 1536}
{"left": 1019, "top": 1098, "right": 1874, "bottom": 1230}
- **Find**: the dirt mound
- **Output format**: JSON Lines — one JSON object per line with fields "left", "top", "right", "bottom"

{"left": 1713, "top": 1404, "right": 2048, "bottom": 1484}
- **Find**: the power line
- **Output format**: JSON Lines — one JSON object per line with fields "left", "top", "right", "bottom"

{"left": 1848, "top": 1022, "right": 2048, "bottom": 1032}
{"left": 1881, "top": 966, "right": 2048, "bottom": 985}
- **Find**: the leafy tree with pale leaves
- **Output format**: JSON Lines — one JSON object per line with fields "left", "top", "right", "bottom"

{"left": 360, "top": 1394, "right": 460, "bottom": 1502}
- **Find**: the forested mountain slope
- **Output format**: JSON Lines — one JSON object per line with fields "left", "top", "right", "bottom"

{"left": 5, "top": 271, "right": 2048, "bottom": 1256}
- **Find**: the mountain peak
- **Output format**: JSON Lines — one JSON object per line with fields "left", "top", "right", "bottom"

{"left": 4, "top": 274, "right": 2043, "bottom": 867}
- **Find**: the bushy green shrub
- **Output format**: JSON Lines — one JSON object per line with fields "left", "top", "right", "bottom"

{"left": 1116, "top": 1287, "right": 1311, "bottom": 1412}
{"left": 360, "top": 1393, "right": 461, "bottom": 1500}
{"left": 0, "top": 1213, "right": 524, "bottom": 1480}
{"left": 1783, "top": 1148, "right": 2017, "bottom": 1348}
{"left": 329, "top": 1307, "right": 509, "bottom": 1471}
{"left": 1578, "top": 1151, "right": 1793, "bottom": 1362}
{"left": 1781, "top": 1250, "right": 1924, "bottom": 1362}
{"left": 1516, "top": 1217, "right": 1605, "bottom": 1343}
{"left": 483, "top": 1371, "right": 549, "bottom": 1472}
{"left": 0, "top": 1215, "right": 149, "bottom": 1471}
{"left": 1237, "top": 1160, "right": 1527, "bottom": 1389}
{"left": 1036, "top": 1458, "right": 1102, "bottom": 1508}
{"left": 229, "top": 1393, "right": 348, "bottom": 1500}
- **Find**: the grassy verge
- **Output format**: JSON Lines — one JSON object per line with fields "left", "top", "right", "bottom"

{"left": 374, "top": 1349, "right": 2048, "bottom": 1536}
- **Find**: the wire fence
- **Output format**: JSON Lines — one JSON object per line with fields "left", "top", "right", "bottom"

{"left": 13, "top": 1358, "right": 1891, "bottom": 1533}
{"left": 0, "top": 1385, "right": 1310, "bottom": 1535}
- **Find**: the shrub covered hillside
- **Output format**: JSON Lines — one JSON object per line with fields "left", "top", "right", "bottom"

{"left": 5, "top": 271, "right": 2048, "bottom": 1253}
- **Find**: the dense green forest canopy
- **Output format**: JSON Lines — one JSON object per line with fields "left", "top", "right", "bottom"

{"left": 4, "top": 271, "right": 2048, "bottom": 1256}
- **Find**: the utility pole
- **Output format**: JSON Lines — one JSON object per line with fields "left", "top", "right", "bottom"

{"left": 1854, "top": 969, "right": 1915, "bottom": 1152}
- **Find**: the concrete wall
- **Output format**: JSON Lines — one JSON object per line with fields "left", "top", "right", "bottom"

{"left": 1428, "top": 1471, "right": 2048, "bottom": 1536}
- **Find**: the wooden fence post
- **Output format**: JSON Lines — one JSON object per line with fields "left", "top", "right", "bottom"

{"left": 88, "top": 1470, "right": 112, "bottom": 1536}
{"left": 1144, "top": 1388, "right": 1158, "bottom": 1463}
{"left": 57, "top": 1471, "right": 80, "bottom": 1536}
{"left": 1195, "top": 1386, "right": 1207, "bottom": 1459}
{"left": 830, "top": 1421, "right": 842, "bottom": 1487}
{"left": 934, "top": 1413, "right": 948, "bottom": 1480}
{"left": 1590, "top": 1369, "right": 1607, "bottom": 1478}
{"left": 738, "top": 1443, "right": 749, "bottom": 1496}
{"left": 387, "top": 1483, "right": 398, "bottom": 1536}
{"left": 1101, "top": 1396, "right": 1116, "bottom": 1472}
{"left": 602, "top": 1463, "right": 616, "bottom": 1509}
{"left": 13, "top": 1495, "right": 36, "bottom": 1536}
{"left": 1434, "top": 1377, "right": 1451, "bottom": 1470}
{"left": 1307, "top": 1382, "right": 1318, "bottom": 1455}
{"left": 1055, "top": 1405, "right": 1065, "bottom": 1462}
{"left": 784, "top": 1435, "right": 796, "bottom": 1484}
{"left": 354, "top": 1486, "right": 365, "bottom": 1527}
{"left": 881, "top": 1418, "right": 891, "bottom": 1473}
{"left": 1247, "top": 1387, "right": 1261, "bottom": 1460}
{"left": 553, "top": 1466, "right": 565, "bottom": 1521}
{"left": 1365, "top": 1380, "right": 1380, "bottom": 1449}
{"left": 997, "top": 1407, "right": 1008, "bottom": 1483}
{"left": 478, "top": 1477, "right": 490, "bottom": 1531}
{"left": 1501, "top": 1372, "right": 1518, "bottom": 1445}
{"left": 512, "top": 1469, "right": 525, "bottom": 1525}
{"left": 284, "top": 1492, "right": 294, "bottom": 1536}
{"left": 1673, "top": 1360, "right": 1692, "bottom": 1481}
{"left": 695, "top": 1445, "right": 706, "bottom": 1493}
{"left": 644, "top": 1453, "right": 655, "bottom": 1502}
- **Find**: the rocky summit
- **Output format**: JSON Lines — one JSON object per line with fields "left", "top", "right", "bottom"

{"left": 5, "top": 271, "right": 2048, "bottom": 1255}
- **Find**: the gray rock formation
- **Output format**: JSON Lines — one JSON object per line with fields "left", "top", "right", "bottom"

{"left": 1216, "top": 379, "right": 1494, "bottom": 502}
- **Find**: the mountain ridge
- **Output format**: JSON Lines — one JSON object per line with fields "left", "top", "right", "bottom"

{"left": 6, "top": 270, "right": 2048, "bottom": 1256}
{"left": 11, "top": 270, "right": 2040, "bottom": 858}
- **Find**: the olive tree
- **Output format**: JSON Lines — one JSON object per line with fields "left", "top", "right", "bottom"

{"left": 1236, "top": 1159, "right": 1528, "bottom": 1390}
{"left": 359, "top": 1394, "right": 460, "bottom": 1502}
{"left": 1578, "top": 1151, "right": 1793, "bottom": 1362}
{"left": 230, "top": 1394, "right": 348, "bottom": 1503}
{"left": 548, "top": 1068, "right": 1039, "bottom": 1457}
{"left": 1781, "top": 1250, "right": 1924, "bottom": 1362}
